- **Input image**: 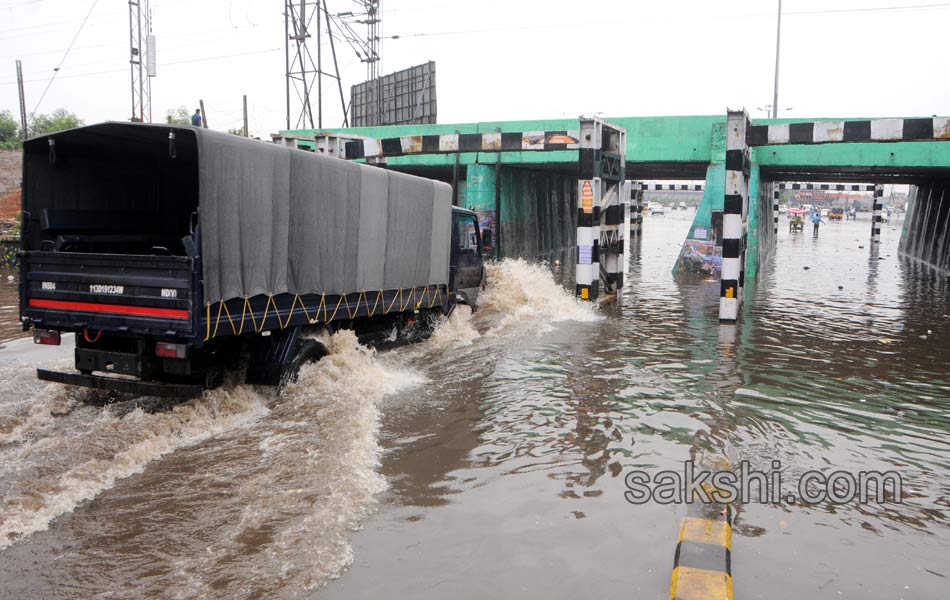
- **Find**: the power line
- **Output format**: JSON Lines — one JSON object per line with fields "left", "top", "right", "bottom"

{"left": 0, "top": 46, "right": 284, "bottom": 86}
{"left": 385, "top": 2, "right": 950, "bottom": 40}
{"left": 788, "top": 1, "right": 950, "bottom": 15}
{"left": 0, "top": 19, "right": 284, "bottom": 60}
{"left": 0, "top": 7, "right": 121, "bottom": 38}
{"left": 29, "top": 0, "right": 99, "bottom": 119}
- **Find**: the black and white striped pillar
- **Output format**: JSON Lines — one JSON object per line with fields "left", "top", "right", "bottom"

{"left": 628, "top": 181, "right": 641, "bottom": 236}
{"left": 719, "top": 110, "right": 750, "bottom": 324}
{"left": 576, "top": 176, "right": 600, "bottom": 300}
{"left": 635, "top": 184, "right": 644, "bottom": 234}
{"left": 602, "top": 183, "right": 625, "bottom": 292}
{"left": 773, "top": 187, "right": 780, "bottom": 236}
{"left": 872, "top": 184, "right": 884, "bottom": 244}
{"left": 576, "top": 117, "right": 626, "bottom": 299}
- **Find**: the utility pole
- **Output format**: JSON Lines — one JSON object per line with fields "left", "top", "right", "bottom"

{"left": 317, "top": 1, "right": 322, "bottom": 128}
{"left": 199, "top": 99, "right": 208, "bottom": 129}
{"left": 772, "top": 0, "right": 782, "bottom": 119}
{"left": 15, "top": 60, "right": 28, "bottom": 140}
{"left": 285, "top": 5, "right": 290, "bottom": 130}
{"left": 243, "top": 95, "right": 248, "bottom": 137}
{"left": 145, "top": 8, "right": 156, "bottom": 123}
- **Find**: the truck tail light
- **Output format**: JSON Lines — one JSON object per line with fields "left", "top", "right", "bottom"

{"left": 33, "top": 329, "right": 61, "bottom": 346}
{"left": 156, "top": 342, "right": 187, "bottom": 359}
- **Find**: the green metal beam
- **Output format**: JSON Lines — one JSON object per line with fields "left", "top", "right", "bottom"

{"left": 286, "top": 114, "right": 950, "bottom": 171}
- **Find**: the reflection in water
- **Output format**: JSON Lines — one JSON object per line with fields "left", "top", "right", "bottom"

{"left": 0, "top": 270, "right": 20, "bottom": 343}
{"left": 0, "top": 211, "right": 947, "bottom": 599}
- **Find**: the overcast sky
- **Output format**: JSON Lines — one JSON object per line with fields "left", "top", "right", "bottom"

{"left": 1, "top": 0, "right": 948, "bottom": 137}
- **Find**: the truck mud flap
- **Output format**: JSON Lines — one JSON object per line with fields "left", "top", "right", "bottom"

{"left": 36, "top": 369, "right": 204, "bottom": 398}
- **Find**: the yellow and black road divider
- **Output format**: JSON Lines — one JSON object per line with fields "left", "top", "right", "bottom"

{"left": 669, "top": 455, "right": 734, "bottom": 600}
{"left": 203, "top": 285, "right": 448, "bottom": 341}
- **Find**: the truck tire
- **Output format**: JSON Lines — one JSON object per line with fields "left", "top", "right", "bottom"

{"left": 279, "top": 338, "right": 328, "bottom": 389}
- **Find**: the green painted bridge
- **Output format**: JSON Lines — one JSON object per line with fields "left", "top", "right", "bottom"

{"left": 282, "top": 113, "right": 950, "bottom": 309}
{"left": 285, "top": 115, "right": 950, "bottom": 178}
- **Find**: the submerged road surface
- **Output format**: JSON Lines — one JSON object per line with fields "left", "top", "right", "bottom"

{"left": 0, "top": 210, "right": 947, "bottom": 599}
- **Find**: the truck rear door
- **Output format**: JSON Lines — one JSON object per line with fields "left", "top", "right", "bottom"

{"left": 22, "top": 251, "right": 196, "bottom": 338}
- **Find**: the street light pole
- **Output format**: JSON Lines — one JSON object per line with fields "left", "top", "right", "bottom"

{"left": 772, "top": 0, "right": 782, "bottom": 119}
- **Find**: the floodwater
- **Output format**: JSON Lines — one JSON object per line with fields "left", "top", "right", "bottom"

{"left": 0, "top": 209, "right": 947, "bottom": 599}
{"left": 0, "top": 270, "right": 20, "bottom": 343}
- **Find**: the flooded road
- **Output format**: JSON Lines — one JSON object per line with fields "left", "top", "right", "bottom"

{"left": 0, "top": 209, "right": 947, "bottom": 599}
{"left": 0, "top": 270, "right": 20, "bottom": 343}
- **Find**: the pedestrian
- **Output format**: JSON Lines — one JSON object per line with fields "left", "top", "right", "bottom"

{"left": 191, "top": 108, "right": 202, "bottom": 127}
{"left": 811, "top": 210, "right": 823, "bottom": 237}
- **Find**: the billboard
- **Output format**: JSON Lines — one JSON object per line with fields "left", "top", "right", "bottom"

{"left": 350, "top": 61, "right": 436, "bottom": 127}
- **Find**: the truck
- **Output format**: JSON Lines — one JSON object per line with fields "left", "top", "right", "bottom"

{"left": 18, "top": 123, "right": 486, "bottom": 397}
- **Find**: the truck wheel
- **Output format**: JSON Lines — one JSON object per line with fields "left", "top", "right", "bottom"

{"left": 279, "top": 338, "right": 328, "bottom": 389}
{"left": 205, "top": 367, "right": 225, "bottom": 390}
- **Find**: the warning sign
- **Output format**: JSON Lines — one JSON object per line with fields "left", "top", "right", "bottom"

{"left": 582, "top": 180, "right": 593, "bottom": 214}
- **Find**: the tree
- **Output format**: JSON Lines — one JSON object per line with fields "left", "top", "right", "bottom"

{"left": 165, "top": 106, "right": 191, "bottom": 126}
{"left": 28, "top": 108, "right": 83, "bottom": 137}
{"left": 0, "top": 110, "right": 20, "bottom": 149}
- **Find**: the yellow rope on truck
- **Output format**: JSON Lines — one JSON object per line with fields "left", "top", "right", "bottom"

{"left": 386, "top": 288, "right": 402, "bottom": 314}
{"left": 279, "top": 294, "right": 301, "bottom": 329}
{"left": 203, "top": 285, "right": 444, "bottom": 340}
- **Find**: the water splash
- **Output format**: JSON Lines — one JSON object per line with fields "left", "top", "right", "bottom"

{"left": 164, "top": 329, "right": 426, "bottom": 597}
{"left": 477, "top": 258, "right": 602, "bottom": 334}
{"left": 0, "top": 384, "right": 269, "bottom": 549}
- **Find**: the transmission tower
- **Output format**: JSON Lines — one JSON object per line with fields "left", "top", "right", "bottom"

{"left": 128, "top": 0, "right": 155, "bottom": 122}
{"left": 285, "top": 1, "right": 319, "bottom": 130}
{"left": 333, "top": 1, "right": 382, "bottom": 125}
{"left": 285, "top": 1, "right": 353, "bottom": 130}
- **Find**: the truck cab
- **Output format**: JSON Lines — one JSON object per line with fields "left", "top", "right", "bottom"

{"left": 449, "top": 207, "right": 485, "bottom": 309}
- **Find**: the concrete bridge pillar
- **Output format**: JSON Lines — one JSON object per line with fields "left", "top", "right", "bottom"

{"left": 899, "top": 180, "right": 950, "bottom": 272}
{"left": 719, "top": 110, "right": 751, "bottom": 324}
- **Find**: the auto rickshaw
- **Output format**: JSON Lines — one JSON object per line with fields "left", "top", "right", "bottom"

{"left": 789, "top": 208, "right": 806, "bottom": 232}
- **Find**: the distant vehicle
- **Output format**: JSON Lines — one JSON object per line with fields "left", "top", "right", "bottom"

{"left": 651, "top": 203, "right": 665, "bottom": 215}
{"left": 778, "top": 205, "right": 788, "bottom": 213}
{"left": 820, "top": 208, "right": 829, "bottom": 217}
{"left": 678, "top": 202, "right": 688, "bottom": 210}
{"left": 828, "top": 207, "right": 844, "bottom": 221}
{"left": 789, "top": 208, "right": 807, "bottom": 232}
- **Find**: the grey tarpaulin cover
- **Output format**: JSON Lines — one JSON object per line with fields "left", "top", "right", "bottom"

{"left": 196, "top": 129, "right": 452, "bottom": 302}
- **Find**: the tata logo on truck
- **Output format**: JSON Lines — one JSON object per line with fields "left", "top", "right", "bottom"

{"left": 89, "top": 284, "right": 124, "bottom": 295}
